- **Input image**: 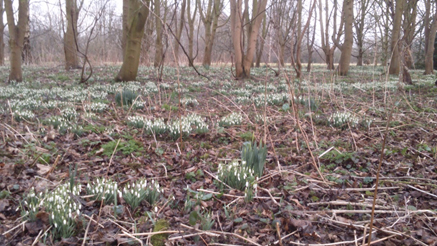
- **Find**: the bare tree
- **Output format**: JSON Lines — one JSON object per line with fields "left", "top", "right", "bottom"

{"left": 255, "top": 13, "right": 268, "bottom": 67}
{"left": 122, "top": 0, "right": 129, "bottom": 55}
{"left": 354, "top": 0, "right": 373, "bottom": 66}
{"left": 22, "top": 4, "right": 31, "bottom": 65}
{"left": 306, "top": 8, "right": 317, "bottom": 72}
{"left": 64, "top": 0, "right": 82, "bottom": 70}
{"left": 424, "top": 0, "right": 437, "bottom": 74}
{"left": 197, "top": 0, "right": 223, "bottom": 67}
{"left": 154, "top": 0, "right": 168, "bottom": 67}
{"left": 173, "top": 0, "right": 186, "bottom": 64}
{"left": 388, "top": 0, "right": 404, "bottom": 75}
{"left": 273, "top": 0, "right": 294, "bottom": 67}
{"left": 402, "top": 0, "right": 417, "bottom": 69}
{"left": 336, "top": 0, "right": 354, "bottom": 76}
{"left": 0, "top": 0, "right": 4, "bottom": 66}
{"left": 186, "top": 0, "right": 198, "bottom": 66}
{"left": 319, "top": 0, "right": 342, "bottom": 70}
{"left": 4, "top": 0, "right": 29, "bottom": 82}
{"left": 230, "top": 0, "right": 267, "bottom": 79}
{"left": 115, "top": 0, "right": 151, "bottom": 81}
{"left": 291, "top": 0, "right": 315, "bottom": 78}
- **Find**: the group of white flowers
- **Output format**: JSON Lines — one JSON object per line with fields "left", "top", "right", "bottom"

{"left": 217, "top": 160, "right": 258, "bottom": 201}
{"left": 218, "top": 112, "right": 243, "bottom": 127}
{"left": 328, "top": 111, "right": 360, "bottom": 129}
{"left": 127, "top": 113, "right": 208, "bottom": 139}
{"left": 23, "top": 177, "right": 162, "bottom": 238}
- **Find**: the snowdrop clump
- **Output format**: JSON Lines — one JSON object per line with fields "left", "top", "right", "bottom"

{"left": 168, "top": 114, "right": 208, "bottom": 139}
{"left": 181, "top": 98, "right": 199, "bottom": 107}
{"left": 144, "top": 81, "right": 159, "bottom": 94}
{"left": 61, "top": 107, "right": 78, "bottom": 121}
{"left": 127, "top": 116, "right": 167, "bottom": 135}
{"left": 218, "top": 112, "right": 243, "bottom": 127}
{"left": 217, "top": 160, "right": 258, "bottom": 201}
{"left": 23, "top": 184, "right": 82, "bottom": 239}
{"left": 328, "top": 111, "right": 359, "bottom": 129}
{"left": 86, "top": 178, "right": 118, "bottom": 205}
{"left": 122, "top": 179, "right": 162, "bottom": 210}
{"left": 85, "top": 102, "right": 108, "bottom": 113}
{"left": 13, "top": 109, "right": 35, "bottom": 121}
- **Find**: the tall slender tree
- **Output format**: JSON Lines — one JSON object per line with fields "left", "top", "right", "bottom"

{"left": 230, "top": 0, "right": 267, "bottom": 79}
{"left": 186, "top": 0, "right": 198, "bottom": 66}
{"left": 336, "top": 0, "right": 354, "bottom": 76}
{"left": 173, "top": 0, "right": 186, "bottom": 64}
{"left": 255, "top": 14, "right": 268, "bottom": 67}
{"left": 0, "top": 0, "right": 4, "bottom": 66}
{"left": 64, "top": 0, "right": 81, "bottom": 70}
{"left": 424, "top": 0, "right": 437, "bottom": 74}
{"left": 388, "top": 0, "right": 404, "bottom": 75}
{"left": 4, "top": 0, "right": 29, "bottom": 82}
{"left": 197, "top": 0, "right": 223, "bottom": 67}
{"left": 154, "top": 0, "right": 167, "bottom": 67}
{"left": 115, "top": 0, "right": 150, "bottom": 81}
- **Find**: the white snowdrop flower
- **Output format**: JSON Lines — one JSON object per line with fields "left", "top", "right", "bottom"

{"left": 52, "top": 213, "right": 55, "bottom": 220}
{"left": 155, "top": 207, "right": 158, "bottom": 213}
{"left": 69, "top": 212, "right": 72, "bottom": 218}
{"left": 54, "top": 222, "right": 58, "bottom": 228}
{"left": 77, "top": 210, "right": 80, "bottom": 216}
{"left": 245, "top": 181, "right": 249, "bottom": 187}
{"left": 63, "top": 219, "right": 67, "bottom": 225}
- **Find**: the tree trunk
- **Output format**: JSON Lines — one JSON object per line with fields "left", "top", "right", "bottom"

{"left": 338, "top": 0, "right": 353, "bottom": 76}
{"left": 4, "top": 0, "right": 29, "bottom": 82}
{"left": 64, "top": 0, "right": 80, "bottom": 70}
{"left": 255, "top": 14, "right": 267, "bottom": 67}
{"left": 154, "top": 0, "right": 163, "bottom": 67}
{"left": 230, "top": 0, "right": 267, "bottom": 79}
{"left": 402, "top": 0, "right": 417, "bottom": 69}
{"left": 187, "top": 0, "right": 197, "bottom": 66}
{"left": 198, "top": 0, "right": 222, "bottom": 67}
{"left": 173, "top": 0, "right": 186, "bottom": 64}
{"left": 115, "top": 0, "right": 150, "bottom": 82}
{"left": 22, "top": 8, "right": 31, "bottom": 65}
{"left": 424, "top": 0, "right": 437, "bottom": 74}
{"left": 389, "top": 0, "right": 404, "bottom": 75}
{"left": 122, "top": 0, "right": 129, "bottom": 57}
{"left": 0, "top": 0, "right": 4, "bottom": 66}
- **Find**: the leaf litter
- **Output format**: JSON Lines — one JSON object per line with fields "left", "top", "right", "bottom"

{"left": 0, "top": 65, "right": 436, "bottom": 245}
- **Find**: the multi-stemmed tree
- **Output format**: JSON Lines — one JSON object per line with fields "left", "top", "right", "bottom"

{"left": 230, "top": 0, "right": 267, "bottom": 79}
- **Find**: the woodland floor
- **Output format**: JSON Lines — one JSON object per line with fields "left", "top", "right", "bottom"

{"left": 0, "top": 64, "right": 436, "bottom": 246}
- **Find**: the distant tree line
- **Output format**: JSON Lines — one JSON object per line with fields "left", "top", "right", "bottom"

{"left": 0, "top": 0, "right": 436, "bottom": 82}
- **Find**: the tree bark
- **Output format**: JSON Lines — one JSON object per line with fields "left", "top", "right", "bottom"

{"left": 230, "top": 0, "right": 268, "bottom": 79}
{"left": 64, "top": 0, "right": 80, "bottom": 70}
{"left": 424, "top": 0, "right": 437, "bottom": 74}
{"left": 115, "top": 0, "right": 150, "bottom": 81}
{"left": 4, "top": 0, "right": 29, "bottom": 82}
{"left": 337, "top": 0, "right": 353, "bottom": 76}
{"left": 255, "top": 14, "right": 268, "bottom": 67}
{"left": 122, "top": 0, "right": 129, "bottom": 57}
{"left": 22, "top": 7, "right": 31, "bottom": 65}
{"left": 402, "top": 0, "right": 417, "bottom": 69}
{"left": 154, "top": 0, "right": 164, "bottom": 67}
{"left": 198, "top": 0, "right": 222, "bottom": 67}
{"left": 388, "top": 0, "right": 403, "bottom": 75}
{"left": 173, "top": 0, "right": 186, "bottom": 64}
{"left": 187, "top": 0, "right": 197, "bottom": 66}
{"left": 0, "top": 0, "right": 4, "bottom": 66}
